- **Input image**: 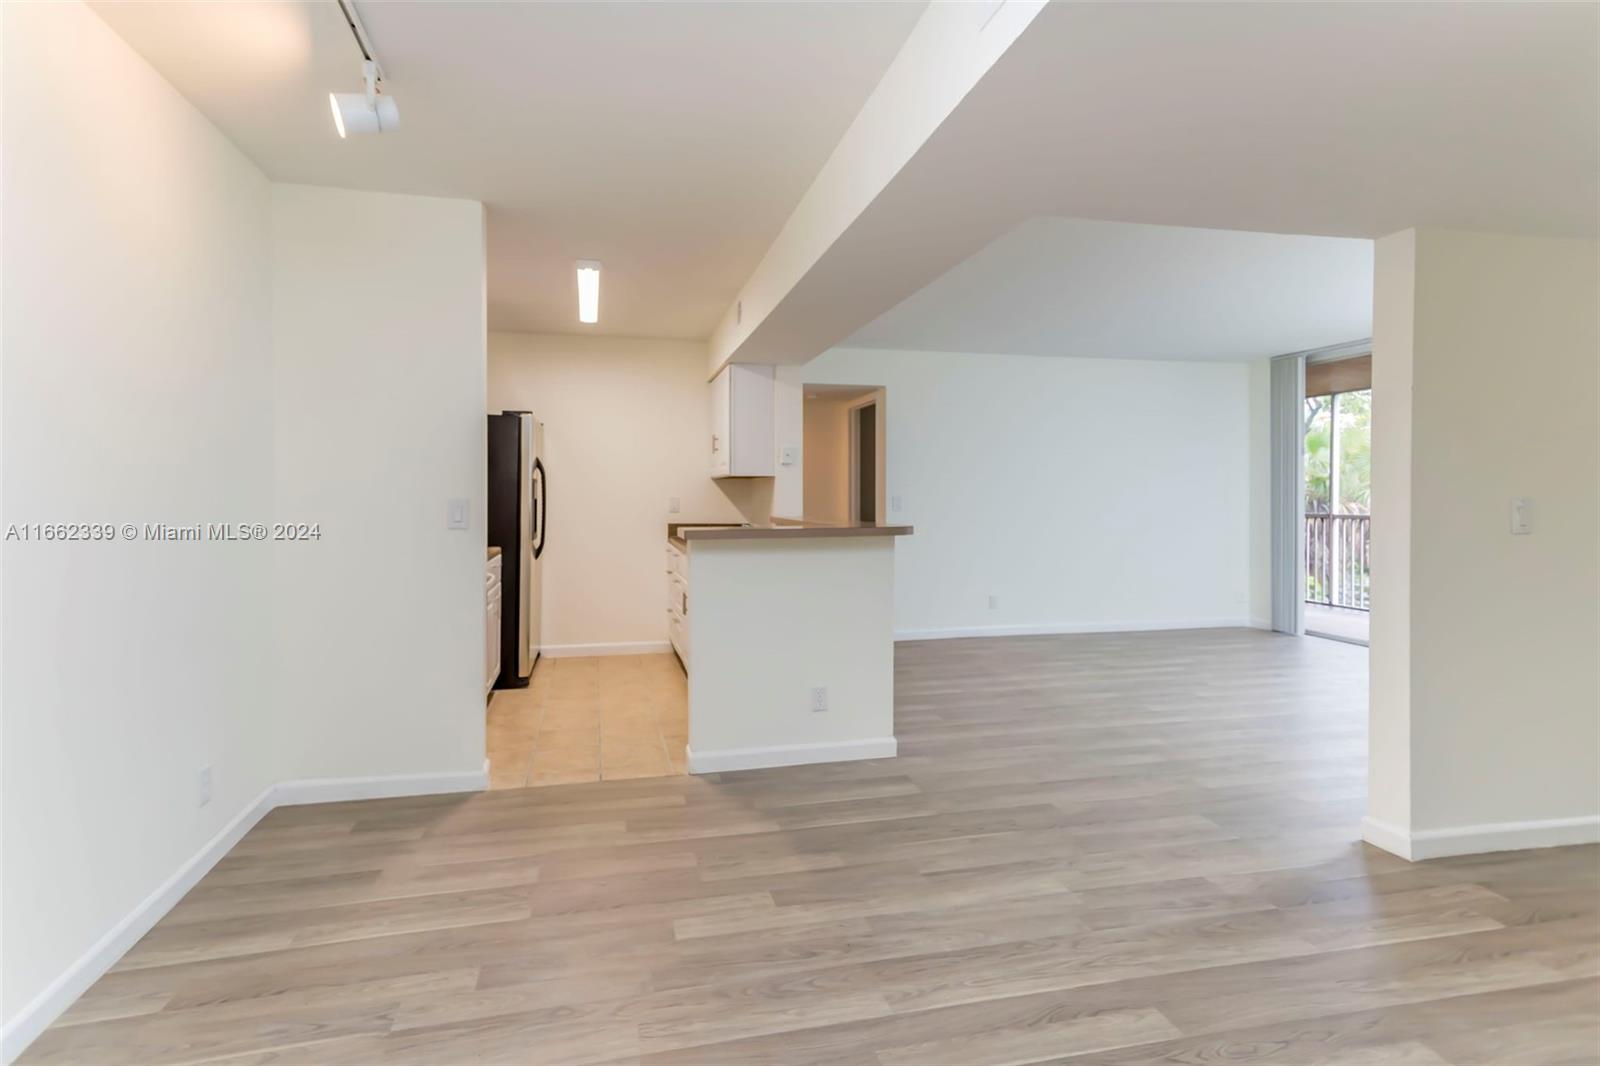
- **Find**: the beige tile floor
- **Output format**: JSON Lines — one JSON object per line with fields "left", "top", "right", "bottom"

{"left": 486, "top": 653, "right": 688, "bottom": 788}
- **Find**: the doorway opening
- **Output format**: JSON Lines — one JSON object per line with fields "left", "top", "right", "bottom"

{"left": 1304, "top": 354, "right": 1371, "bottom": 644}
{"left": 803, "top": 385, "right": 886, "bottom": 525}
{"left": 853, "top": 401, "right": 877, "bottom": 524}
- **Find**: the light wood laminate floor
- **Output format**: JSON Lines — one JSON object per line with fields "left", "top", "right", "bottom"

{"left": 487, "top": 654, "right": 688, "bottom": 788}
{"left": 24, "top": 629, "right": 1600, "bottom": 1064}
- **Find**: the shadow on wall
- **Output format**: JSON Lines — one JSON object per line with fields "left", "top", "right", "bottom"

{"left": 715, "top": 476, "right": 775, "bottom": 525}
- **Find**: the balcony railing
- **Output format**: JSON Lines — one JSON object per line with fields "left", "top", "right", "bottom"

{"left": 1306, "top": 513, "right": 1370, "bottom": 611}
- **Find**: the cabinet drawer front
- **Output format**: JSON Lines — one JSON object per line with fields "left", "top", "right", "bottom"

{"left": 668, "top": 615, "right": 688, "bottom": 669}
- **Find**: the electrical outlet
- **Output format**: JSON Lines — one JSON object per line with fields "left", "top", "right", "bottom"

{"left": 890, "top": 495, "right": 903, "bottom": 513}
{"left": 988, "top": 594, "right": 999, "bottom": 610}
{"left": 668, "top": 496, "right": 681, "bottom": 514}
{"left": 780, "top": 447, "right": 799, "bottom": 467}
{"left": 198, "top": 765, "right": 212, "bottom": 808}
{"left": 810, "top": 686, "right": 828, "bottom": 712}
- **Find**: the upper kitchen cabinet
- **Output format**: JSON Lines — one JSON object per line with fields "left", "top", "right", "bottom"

{"left": 709, "top": 363, "right": 774, "bottom": 478}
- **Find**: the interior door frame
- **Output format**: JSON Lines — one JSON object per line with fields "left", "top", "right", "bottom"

{"left": 845, "top": 389, "right": 887, "bottom": 526}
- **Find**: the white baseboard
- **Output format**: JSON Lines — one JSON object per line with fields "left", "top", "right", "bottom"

{"left": 1360, "top": 816, "right": 1415, "bottom": 860}
{"left": 687, "top": 736, "right": 898, "bottom": 774}
{"left": 274, "top": 761, "right": 490, "bottom": 806}
{"left": 1, "top": 784, "right": 276, "bottom": 1063}
{"left": 1, "top": 762, "right": 488, "bottom": 1064}
{"left": 540, "top": 640, "right": 670, "bottom": 659}
{"left": 895, "top": 618, "right": 1257, "bottom": 642}
{"left": 1364, "top": 813, "right": 1600, "bottom": 861}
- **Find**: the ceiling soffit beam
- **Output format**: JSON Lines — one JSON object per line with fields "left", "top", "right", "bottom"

{"left": 708, "top": 0, "right": 1046, "bottom": 376}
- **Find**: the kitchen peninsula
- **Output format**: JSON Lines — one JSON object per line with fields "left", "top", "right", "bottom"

{"left": 667, "top": 520, "right": 912, "bottom": 773}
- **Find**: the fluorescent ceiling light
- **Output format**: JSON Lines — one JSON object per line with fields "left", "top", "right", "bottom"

{"left": 576, "top": 261, "right": 601, "bottom": 324}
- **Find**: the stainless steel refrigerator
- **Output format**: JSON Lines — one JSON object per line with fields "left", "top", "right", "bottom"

{"left": 488, "top": 411, "right": 544, "bottom": 687}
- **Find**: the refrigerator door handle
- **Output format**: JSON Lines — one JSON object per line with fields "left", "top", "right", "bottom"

{"left": 530, "top": 458, "right": 546, "bottom": 560}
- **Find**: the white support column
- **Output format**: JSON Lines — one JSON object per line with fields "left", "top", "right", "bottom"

{"left": 1365, "top": 228, "right": 1599, "bottom": 861}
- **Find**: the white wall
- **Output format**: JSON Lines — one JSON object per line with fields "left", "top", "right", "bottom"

{"left": 271, "top": 185, "right": 487, "bottom": 782}
{"left": 2, "top": 0, "right": 275, "bottom": 1042}
{"left": 803, "top": 395, "right": 853, "bottom": 524}
{"left": 2, "top": 9, "right": 492, "bottom": 1054}
{"left": 780, "top": 347, "right": 1259, "bottom": 638}
{"left": 1367, "top": 227, "right": 1599, "bottom": 858}
{"left": 487, "top": 333, "right": 745, "bottom": 654}
{"left": 1368, "top": 230, "right": 1417, "bottom": 836}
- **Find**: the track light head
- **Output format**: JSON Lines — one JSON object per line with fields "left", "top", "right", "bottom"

{"left": 330, "top": 58, "right": 398, "bottom": 137}
{"left": 329, "top": 91, "right": 399, "bottom": 137}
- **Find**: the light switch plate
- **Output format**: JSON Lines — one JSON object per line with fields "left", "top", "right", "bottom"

{"left": 890, "top": 495, "right": 903, "bottom": 513}
{"left": 780, "top": 447, "right": 799, "bottom": 467}
{"left": 1510, "top": 497, "right": 1532, "bottom": 535}
{"left": 447, "top": 498, "right": 470, "bottom": 530}
{"left": 668, "top": 497, "right": 681, "bottom": 514}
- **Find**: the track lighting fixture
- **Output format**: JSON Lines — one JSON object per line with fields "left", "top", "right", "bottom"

{"left": 329, "top": 0, "right": 398, "bottom": 137}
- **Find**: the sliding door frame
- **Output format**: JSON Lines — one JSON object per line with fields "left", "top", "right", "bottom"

{"left": 1272, "top": 338, "right": 1373, "bottom": 636}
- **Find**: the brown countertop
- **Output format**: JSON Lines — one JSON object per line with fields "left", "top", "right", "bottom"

{"left": 667, "top": 522, "right": 743, "bottom": 549}
{"left": 668, "top": 520, "right": 912, "bottom": 547}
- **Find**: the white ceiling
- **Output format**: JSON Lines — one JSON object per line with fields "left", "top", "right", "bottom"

{"left": 724, "top": 0, "right": 1598, "bottom": 366}
{"left": 846, "top": 218, "right": 1373, "bottom": 361}
{"left": 90, "top": 0, "right": 924, "bottom": 339}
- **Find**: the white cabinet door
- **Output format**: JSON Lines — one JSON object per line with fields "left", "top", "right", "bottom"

{"left": 709, "top": 364, "right": 732, "bottom": 477}
{"left": 709, "top": 363, "right": 773, "bottom": 477}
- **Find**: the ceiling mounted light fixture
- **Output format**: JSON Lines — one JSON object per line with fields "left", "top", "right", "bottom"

{"left": 576, "top": 261, "right": 601, "bottom": 325}
{"left": 329, "top": 0, "right": 397, "bottom": 137}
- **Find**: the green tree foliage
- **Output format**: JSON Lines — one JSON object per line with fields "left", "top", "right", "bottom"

{"left": 1338, "top": 389, "right": 1371, "bottom": 512}
{"left": 1304, "top": 389, "right": 1370, "bottom": 514}
{"left": 1305, "top": 397, "right": 1331, "bottom": 511}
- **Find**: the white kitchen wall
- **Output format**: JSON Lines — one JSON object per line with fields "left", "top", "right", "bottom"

{"left": 1367, "top": 227, "right": 1599, "bottom": 858}
{"left": 2, "top": 0, "right": 276, "bottom": 1046}
{"left": 271, "top": 185, "right": 487, "bottom": 783}
{"left": 780, "top": 347, "right": 1261, "bottom": 638}
{"left": 487, "top": 333, "right": 746, "bottom": 654}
